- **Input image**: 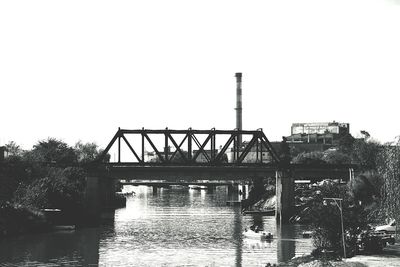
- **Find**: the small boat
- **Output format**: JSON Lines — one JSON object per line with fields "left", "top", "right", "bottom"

{"left": 243, "top": 229, "right": 273, "bottom": 241}
{"left": 302, "top": 231, "right": 313, "bottom": 238}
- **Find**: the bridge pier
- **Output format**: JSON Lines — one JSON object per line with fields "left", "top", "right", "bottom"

{"left": 84, "top": 176, "right": 101, "bottom": 225}
{"left": 228, "top": 183, "right": 240, "bottom": 195}
{"left": 84, "top": 175, "right": 117, "bottom": 225}
{"left": 275, "top": 169, "right": 294, "bottom": 223}
{"left": 241, "top": 184, "right": 247, "bottom": 198}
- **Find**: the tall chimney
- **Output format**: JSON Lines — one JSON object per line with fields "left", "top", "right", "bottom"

{"left": 235, "top": 72, "right": 242, "bottom": 146}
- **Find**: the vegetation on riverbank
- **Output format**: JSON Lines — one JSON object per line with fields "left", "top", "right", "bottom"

{"left": 247, "top": 132, "right": 400, "bottom": 261}
{"left": 0, "top": 138, "right": 106, "bottom": 237}
{"left": 296, "top": 134, "right": 400, "bottom": 259}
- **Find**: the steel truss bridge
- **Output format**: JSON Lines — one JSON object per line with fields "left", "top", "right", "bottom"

{"left": 100, "top": 128, "right": 280, "bottom": 165}
{"left": 96, "top": 128, "right": 354, "bottom": 181}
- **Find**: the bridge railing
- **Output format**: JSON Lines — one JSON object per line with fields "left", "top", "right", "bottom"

{"left": 98, "top": 128, "right": 280, "bottom": 166}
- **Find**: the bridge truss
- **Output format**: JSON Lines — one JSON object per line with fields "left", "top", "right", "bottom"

{"left": 99, "top": 128, "right": 280, "bottom": 165}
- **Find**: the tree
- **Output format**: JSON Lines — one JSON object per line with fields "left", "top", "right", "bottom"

{"left": 300, "top": 181, "right": 369, "bottom": 257}
{"left": 351, "top": 138, "right": 380, "bottom": 171}
{"left": 74, "top": 141, "right": 101, "bottom": 163}
{"left": 4, "top": 141, "right": 24, "bottom": 161}
{"left": 24, "top": 138, "right": 77, "bottom": 164}
{"left": 348, "top": 171, "right": 381, "bottom": 206}
{"left": 337, "top": 133, "right": 355, "bottom": 154}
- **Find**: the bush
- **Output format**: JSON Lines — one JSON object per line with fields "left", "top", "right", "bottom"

{"left": 13, "top": 167, "right": 86, "bottom": 213}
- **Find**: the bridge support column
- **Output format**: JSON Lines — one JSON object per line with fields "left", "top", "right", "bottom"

{"left": 152, "top": 186, "right": 158, "bottom": 194}
{"left": 99, "top": 177, "right": 117, "bottom": 220}
{"left": 275, "top": 170, "right": 294, "bottom": 223}
{"left": 241, "top": 184, "right": 247, "bottom": 198}
{"left": 84, "top": 175, "right": 117, "bottom": 225}
{"left": 228, "top": 183, "right": 239, "bottom": 194}
{"left": 84, "top": 176, "right": 101, "bottom": 225}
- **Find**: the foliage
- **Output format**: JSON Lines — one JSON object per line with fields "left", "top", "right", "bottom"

{"left": 0, "top": 138, "right": 108, "bottom": 231}
{"left": 13, "top": 167, "right": 86, "bottom": 211}
{"left": 0, "top": 161, "right": 32, "bottom": 203}
{"left": 377, "top": 139, "right": 400, "bottom": 224}
{"left": 337, "top": 133, "right": 355, "bottom": 154}
{"left": 348, "top": 171, "right": 381, "bottom": 206}
{"left": 323, "top": 151, "right": 352, "bottom": 164}
{"left": 292, "top": 151, "right": 326, "bottom": 164}
{"left": 75, "top": 141, "right": 103, "bottom": 163}
{"left": 24, "top": 138, "right": 77, "bottom": 164}
{"left": 292, "top": 150, "right": 352, "bottom": 165}
{"left": 351, "top": 138, "right": 380, "bottom": 171}
{"left": 4, "top": 141, "right": 24, "bottom": 161}
{"left": 296, "top": 181, "right": 369, "bottom": 256}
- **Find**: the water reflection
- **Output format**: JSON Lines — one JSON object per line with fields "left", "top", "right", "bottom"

{"left": 233, "top": 206, "right": 243, "bottom": 267}
{"left": 0, "top": 228, "right": 100, "bottom": 266}
{"left": 0, "top": 185, "right": 313, "bottom": 266}
{"left": 277, "top": 222, "right": 296, "bottom": 264}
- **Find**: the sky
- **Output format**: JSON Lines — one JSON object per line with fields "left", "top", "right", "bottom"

{"left": 1, "top": 0, "right": 400, "bottom": 150}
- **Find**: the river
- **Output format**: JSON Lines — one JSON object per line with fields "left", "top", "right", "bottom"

{"left": 0, "top": 185, "right": 313, "bottom": 266}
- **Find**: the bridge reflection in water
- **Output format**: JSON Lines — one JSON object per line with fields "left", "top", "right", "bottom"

{"left": 0, "top": 185, "right": 312, "bottom": 266}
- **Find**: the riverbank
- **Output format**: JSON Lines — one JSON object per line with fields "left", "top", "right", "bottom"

{"left": 278, "top": 242, "right": 400, "bottom": 267}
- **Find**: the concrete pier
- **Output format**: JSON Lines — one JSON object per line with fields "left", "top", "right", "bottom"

{"left": 84, "top": 175, "right": 117, "bottom": 225}
{"left": 275, "top": 169, "right": 295, "bottom": 223}
{"left": 84, "top": 176, "right": 101, "bottom": 225}
{"left": 228, "top": 183, "right": 240, "bottom": 195}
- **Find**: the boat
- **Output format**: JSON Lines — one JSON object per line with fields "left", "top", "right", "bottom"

{"left": 243, "top": 229, "right": 273, "bottom": 241}
{"left": 302, "top": 231, "right": 313, "bottom": 238}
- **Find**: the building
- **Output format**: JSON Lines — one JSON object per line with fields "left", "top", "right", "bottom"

{"left": 287, "top": 121, "right": 349, "bottom": 145}
{"left": 269, "top": 121, "right": 351, "bottom": 158}
{"left": 291, "top": 121, "right": 350, "bottom": 135}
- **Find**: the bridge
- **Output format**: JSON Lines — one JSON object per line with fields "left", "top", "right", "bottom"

{"left": 99, "top": 128, "right": 280, "bottom": 165}
{"left": 85, "top": 128, "right": 355, "bottom": 224}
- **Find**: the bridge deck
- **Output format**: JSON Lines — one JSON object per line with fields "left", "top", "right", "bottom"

{"left": 94, "top": 163, "right": 355, "bottom": 181}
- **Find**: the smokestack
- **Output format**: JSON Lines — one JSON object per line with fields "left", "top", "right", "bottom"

{"left": 235, "top": 72, "right": 242, "bottom": 146}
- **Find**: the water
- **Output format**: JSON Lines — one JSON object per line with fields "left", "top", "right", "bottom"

{"left": 0, "top": 186, "right": 313, "bottom": 266}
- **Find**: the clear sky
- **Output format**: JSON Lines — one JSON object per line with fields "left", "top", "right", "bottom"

{"left": 1, "top": 0, "right": 400, "bottom": 149}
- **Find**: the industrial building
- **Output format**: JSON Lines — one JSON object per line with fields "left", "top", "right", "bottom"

{"left": 286, "top": 121, "right": 350, "bottom": 145}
